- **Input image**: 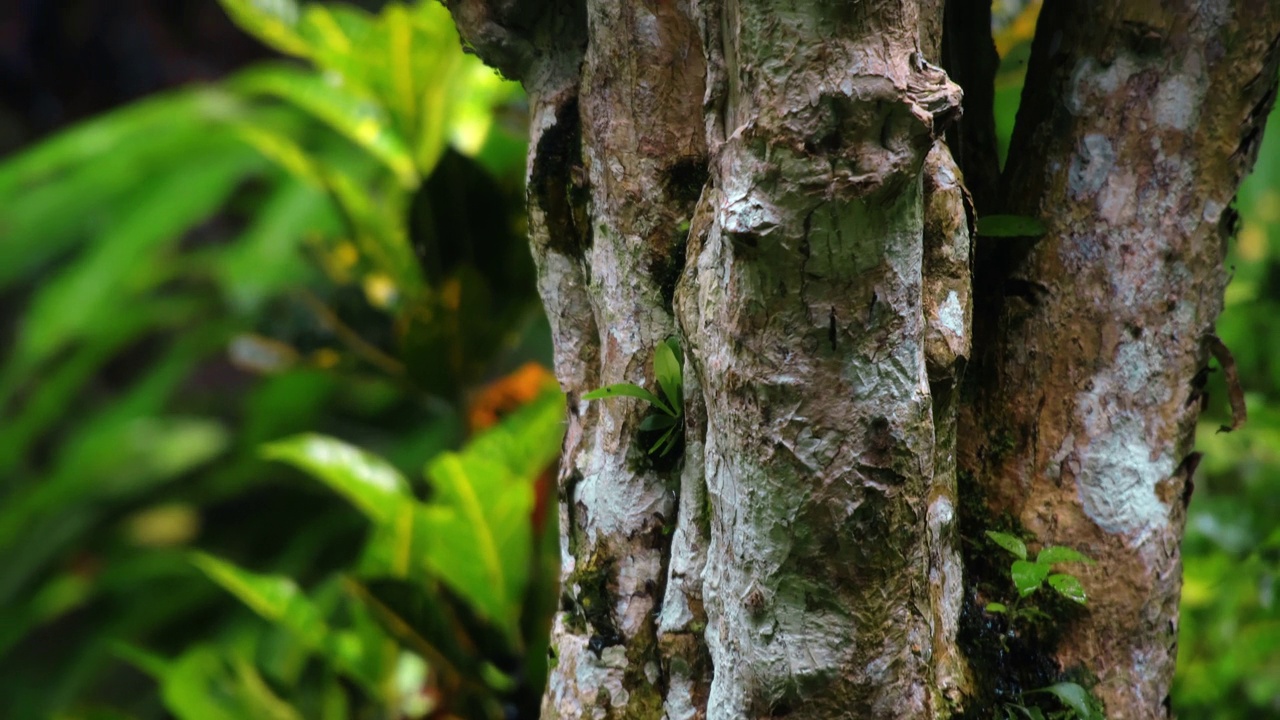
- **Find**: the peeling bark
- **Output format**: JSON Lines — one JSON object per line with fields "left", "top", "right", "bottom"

{"left": 444, "top": 0, "right": 1278, "bottom": 716}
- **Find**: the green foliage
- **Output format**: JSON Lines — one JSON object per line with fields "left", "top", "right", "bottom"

{"left": 583, "top": 337, "right": 685, "bottom": 456}
{"left": 0, "top": 1, "right": 552, "bottom": 717}
{"left": 983, "top": 530, "right": 1093, "bottom": 627}
{"left": 998, "top": 682, "right": 1106, "bottom": 720}
{"left": 161, "top": 390, "right": 565, "bottom": 719}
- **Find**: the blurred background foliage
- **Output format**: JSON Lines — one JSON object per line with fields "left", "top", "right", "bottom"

{"left": 1, "top": 0, "right": 557, "bottom": 718}
{"left": 0, "top": 1, "right": 1276, "bottom": 718}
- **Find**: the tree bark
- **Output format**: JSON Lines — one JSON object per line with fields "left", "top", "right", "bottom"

{"left": 443, "top": 0, "right": 1280, "bottom": 717}
{"left": 959, "top": 3, "right": 1280, "bottom": 718}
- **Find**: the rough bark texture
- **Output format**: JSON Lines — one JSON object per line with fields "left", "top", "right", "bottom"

{"left": 444, "top": 0, "right": 1280, "bottom": 717}
{"left": 681, "top": 2, "right": 964, "bottom": 716}
{"left": 960, "top": 2, "right": 1280, "bottom": 718}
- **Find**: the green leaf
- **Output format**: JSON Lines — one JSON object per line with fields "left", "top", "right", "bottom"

{"left": 357, "top": 390, "right": 562, "bottom": 641}
{"left": 653, "top": 338, "right": 684, "bottom": 414}
{"left": 216, "top": 0, "right": 311, "bottom": 57}
{"left": 1047, "top": 573, "right": 1089, "bottom": 605}
{"left": 190, "top": 553, "right": 381, "bottom": 691}
{"left": 8, "top": 140, "right": 259, "bottom": 380}
{"left": 214, "top": 173, "right": 342, "bottom": 312}
{"left": 112, "top": 642, "right": 172, "bottom": 680}
{"left": 1011, "top": 559, "right": 1050, "bottom": 597}
{"left": 985, "top": 530, "right": 1028, "bottom": 560}
{"left": 985, "top": 602, "right": 1008, "bottom": 614}
{"left": 639, "top": 414, "right": 679, "bottom": 431}
{"left": 262, "top": 434, "right": 412, "bottom": 523}
{"left": 422, "top": 456, "right": 510, "bottom": 622}
{"left": 583, "top": 383, "right": 674, "bottom": 416}
{"left": 232, "top": 64, "right": 419, "bottom": 188}
{"left": 976, "top": 214, "right": 1048, "bottom": 238}
{"left": 190, "top": 553, "right": 330, "bottom": 647}
{"left": 0, "top": 90, "right": 249, "bottom": 289}
{"left": 161, "top": 645, "right": 301, "bottom": 720}
{"left": 650, "top": 422, "right": 681, "bottom": 456}
{"left": 1031, "top": 682, "right": 1101, "bottom": 720}
{"left": 0, "top": 88, "right": 239, "bottom": 198}
{"left": 1036, "top": 546, "right": 1094, "bottom": 566}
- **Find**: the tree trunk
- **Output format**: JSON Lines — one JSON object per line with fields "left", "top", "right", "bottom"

{"left": 444, "top": 0, "right": 1280, "bottom": 717}
{"left": 956, "top": 3, "right": 1280, "bottom": 718}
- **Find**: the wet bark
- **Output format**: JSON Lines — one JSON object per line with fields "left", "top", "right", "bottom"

{"left": 444, "top": 0, "right": 1279, "bottom": 717}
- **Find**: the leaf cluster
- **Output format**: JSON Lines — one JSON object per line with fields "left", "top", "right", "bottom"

{"left": 983, "top": 531, "right": 1093, "bottom": 614}
{"left": 582, "top": 337, "right": 685, "bottom": 457}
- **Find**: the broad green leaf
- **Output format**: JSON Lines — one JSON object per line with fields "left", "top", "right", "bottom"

{"left": 371, "top": 390, "right": 562, "bottom": 636}
{"left": 977, "top": 214, "right": 1048, "bottom": 238}
{"left": 653, "top": 338, "right": 683, "bottom": 413}
{"left": 985, "top": 530, "right": 1028, "bottom": 560}
{"left": 0, "top": 412, "right": 230, "bottom": 556}
{"left": 349, "top": 578, "right": 465, "bottom": 681}
{"left": 447, "top": 61, "right": 519, "bottom": 157}
{"left": 985, "top": 602, "right": 1008, "bottom": 614}
{"left": 191, "top": 553, "right": 380, "bottom": 691}
{"left": 1010, "top": 559, "right": 1050, "bottom": 597}
{"left": 232, "top": 122, "right": 330, "bottom": 191}
{"left": 232, "top": 64, "right": 419, "bottom": 188}
{"left": 230, "top": 655, "right": 304, "bottom": 720}
{"left": 262, "top": 434, "right": 411, "bottom": 523}
{"left": 0, "top": 301, "right": 199, "bottom": 474}
{"left": 217, "top": 0, "right": 311, "bottom": 57}
{"left": 583, "top": 383, "right": 673, "bottom": 416}
{"left": 0, "top": 93, "right": 249, "bottom": 288}
{"left": 297, "top": 4, "right": 389, "bottom": 105}
{"left": 190, "top": 553, "right": 330, "bottom": 649}
{"left": 298, "top": 4, "right": 379, "bottom": 84}
{"left": 0, "top": 332, "right": 226, "bottom": 576}
{"left": 356, "top": 500, "right": 432, "bottom": 579}
{"left": 1031, "top": 682, "right": 1101, "bottom": 720}
{"left": 1036, "top": 546, "right": 1094, "bottom": 566}
{"left": 1047, "top": 573, "right": 1089, "bottom": 605}
{"left": 424, "top": 456, "right": 518, "bottom": 629}
{"left": 457, "top": 387, "right": 564, "bottom": 483}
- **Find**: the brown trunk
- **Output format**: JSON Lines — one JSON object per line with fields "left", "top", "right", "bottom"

{"left": 959, "top": 2, "right": 1280, "bottom": 717}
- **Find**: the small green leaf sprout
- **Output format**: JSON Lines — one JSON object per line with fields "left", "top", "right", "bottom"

{"left": 984, "top": 530, "right": 1094, "bottom": 624}
{"left": 583, "top": 337, "right": 684, "bottom": 456}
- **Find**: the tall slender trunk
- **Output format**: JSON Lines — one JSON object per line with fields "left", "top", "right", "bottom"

{"left": 444, "top": 0, "right": 1280, "bottom": 716}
